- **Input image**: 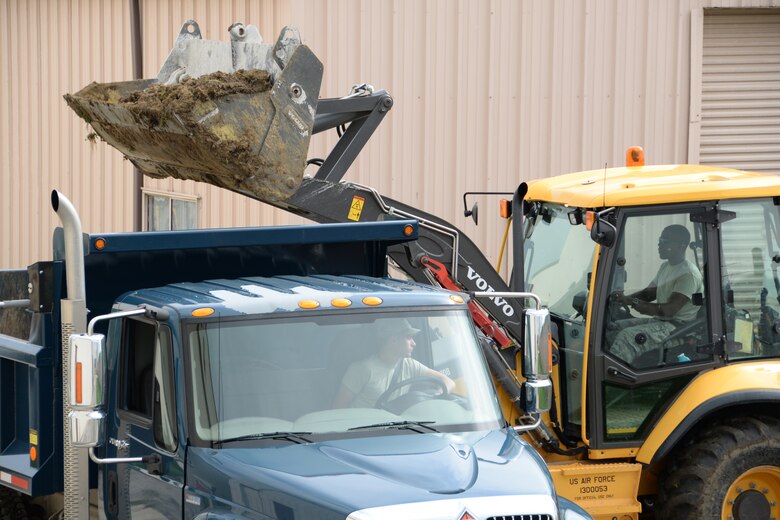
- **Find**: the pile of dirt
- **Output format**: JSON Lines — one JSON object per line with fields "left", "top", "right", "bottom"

{"left": 0, "top": 271, "right": 31, "bottom": 341}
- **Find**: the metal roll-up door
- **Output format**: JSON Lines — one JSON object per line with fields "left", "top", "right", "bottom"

{"left": 698, "top": 10, "right": 780, "bottom": 173}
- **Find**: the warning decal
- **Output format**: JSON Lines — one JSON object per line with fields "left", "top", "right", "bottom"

{"left": 348, "top": 196, "right": 365, "bottom": 221}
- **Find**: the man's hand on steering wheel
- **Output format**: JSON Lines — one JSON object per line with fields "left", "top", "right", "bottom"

{"left": 608, "top": 290, "right": 634, "bottom": 323}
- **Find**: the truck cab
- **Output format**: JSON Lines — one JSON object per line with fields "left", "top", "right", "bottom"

{"left": 97, "top": 274, "right": 562, "bottom": 518}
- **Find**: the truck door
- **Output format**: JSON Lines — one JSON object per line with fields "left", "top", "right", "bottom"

{"left": 105, "top": 318, "right": 183, "bottom": 519}
{"left": 588, "top": 205, "right": 721, "bottom": 447}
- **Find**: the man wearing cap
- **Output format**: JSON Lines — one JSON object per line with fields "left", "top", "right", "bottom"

{"left": 334, "top": 318, "right": 455, "bottom": 409}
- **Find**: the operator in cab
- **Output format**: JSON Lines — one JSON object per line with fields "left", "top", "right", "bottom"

{"left": 333, "top": 319, "right": 455, "bottom": 409}
{"left": 608, "top": 225, "right": 703, "bottom": 364}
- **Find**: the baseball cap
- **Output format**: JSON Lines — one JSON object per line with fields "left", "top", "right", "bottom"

{"left": 375, "top": 318, "right": 421, "bottom": 338}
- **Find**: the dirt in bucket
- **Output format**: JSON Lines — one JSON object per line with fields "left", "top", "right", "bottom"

{"left": 120, "top": 69, "right": 273, "bottom": 128}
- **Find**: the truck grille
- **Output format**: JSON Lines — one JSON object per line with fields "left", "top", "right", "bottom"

{"left": 487, "top": 516, "right": 553, "bottom": 520}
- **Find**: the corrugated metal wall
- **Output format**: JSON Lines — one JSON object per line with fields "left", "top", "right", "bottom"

{"left": 3, "top": 0, "right": 780, "bottom": 272}
{"left": 1, "top": 0, "right": 135, "bottom": 268}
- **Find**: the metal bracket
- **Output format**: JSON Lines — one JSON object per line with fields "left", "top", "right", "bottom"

{"left": 311, "top": 91, "right": 394, "bottom": 183}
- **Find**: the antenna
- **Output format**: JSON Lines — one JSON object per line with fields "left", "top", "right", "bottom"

{"left": 602, "top": 162, "right": 607, "bottom": 208}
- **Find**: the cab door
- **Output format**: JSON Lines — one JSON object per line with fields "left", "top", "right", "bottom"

{"left": 103, "top": 318, "right": 184, "bottom": 519}
{"left": 587, "top": 204, "right": 723, "bottom": 447}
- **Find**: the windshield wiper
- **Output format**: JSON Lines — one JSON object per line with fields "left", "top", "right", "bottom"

{"left": 214, "top": 431, "right": 313, "bottom": 446}
{"left": 348, "top": 421, "right": 439, "bottom": 433}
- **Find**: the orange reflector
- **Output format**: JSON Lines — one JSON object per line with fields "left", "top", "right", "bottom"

{"left": 94, "top": 238, "right": 107, "bottom": 250}
{"left": 362, "top": 296, "right": 383, "bottom": 306}
{"left": 75, "top": 362, "right": 83, "bottom": 404}
{"left": 298, "top": 299, "right": 320, "bottom": 309}
{"left": 626, "top": 145, "right": 645, "bottom": 167}
{"left": 499, "top": 199, "right": 511, "bottom": 219}
{"left": 331, "top": 298, "right": 352, "bottom": 308}
{"left": 191, "top": 307, "right": 215, "bottom": 317}
{"left": 584, "top": 211, "right": 596, "bottom": 231}
{"left": 29, "top": 446, "right": 37, "bottom": 462}
{"left": 403, "top": 224, "right": 415, "bottom": 237}
{"left": 450, "top": 294, "right": 464, "bottom": 303}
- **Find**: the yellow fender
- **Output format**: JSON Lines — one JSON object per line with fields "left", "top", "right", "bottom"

{"left": 636, "top": 360, "right": 780, "bottom": 464}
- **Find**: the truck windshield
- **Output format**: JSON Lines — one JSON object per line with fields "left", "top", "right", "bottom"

{"left": 524, "top": 202, "right": 595, "bottom": 319}
{"left": 185, "top": 309, "right": 503, "bottom": 444}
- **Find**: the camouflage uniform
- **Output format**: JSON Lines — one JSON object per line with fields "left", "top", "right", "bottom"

{"left": 607, "top": 317, "right": 678, "bottom": 365}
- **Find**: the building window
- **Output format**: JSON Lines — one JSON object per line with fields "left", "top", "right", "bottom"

{"left": 143, "top": 191, "right": 198, "bottom": 231}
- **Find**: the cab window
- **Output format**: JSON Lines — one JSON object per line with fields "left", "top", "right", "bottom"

{"left": 720, "top": 198, "right": 780, "bottom": 360}
{"left": 603, "top": 213, "right": 711, "bottom": 369}
{"left": 120, "top": 319, "right": 178, "bottom": 451}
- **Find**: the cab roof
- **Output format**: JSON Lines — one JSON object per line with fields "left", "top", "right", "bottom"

{"left": 119, "top": 274, "right": 463, "bottom": 318}
{"left": 525, "top": 164, "right": 780, "bottom": 208}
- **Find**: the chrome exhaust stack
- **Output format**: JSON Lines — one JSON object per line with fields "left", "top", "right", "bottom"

{"left": 51, "top": 191, "right": 90, "bottom": 519}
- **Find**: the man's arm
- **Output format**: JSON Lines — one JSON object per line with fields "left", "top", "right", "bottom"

{"left": 333, "top": 385, "right": 356, "bottom": 408}
{"left": 630, "top": 292, "right": 688, "bottom": 317}
{"left": 421, "top": 366, "right": 456, "bottom": 393}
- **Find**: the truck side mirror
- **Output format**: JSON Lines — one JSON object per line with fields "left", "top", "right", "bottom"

{"left": 69, "top": 334, "right": 105, "bottom": 408}
{"left": 69, "top": 409, "right": 106, "bottom": 448}
{"left": 521, "top": 308, "right": 552, "bottom": 414}
{"left": 68, "top": 334, "right": 106, "bottom": 448}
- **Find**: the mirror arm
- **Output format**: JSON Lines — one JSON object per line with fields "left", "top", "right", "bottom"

{"left": 88, "top": 448, "right": 159, "bottom": 466}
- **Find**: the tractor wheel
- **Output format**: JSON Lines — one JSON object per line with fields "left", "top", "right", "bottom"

{"left": 659, "top": 415, "right": 780, "bottom": 520}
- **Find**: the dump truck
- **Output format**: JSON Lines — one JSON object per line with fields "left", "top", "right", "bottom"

{"left": 65, "top": 18, "right": 780, "bottom": 520}
{"left": 0, "top": 193, "right": 591, "bottom": 519}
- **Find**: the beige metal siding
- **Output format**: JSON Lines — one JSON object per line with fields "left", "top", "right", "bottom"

{"left": 3, "top": 0, "right": 780, "bottom": 273}
{"left": 1, "top": 0, "right": 135, "bottom": 268}
{"left": 697, "top": 10, "right": 780, "bottom": 172}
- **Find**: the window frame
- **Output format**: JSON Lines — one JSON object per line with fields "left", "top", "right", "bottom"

{"left": 153, "top": 324, "right": 179, "bottom": 453}
{"left": 141, "top": 188, "right": 199, "bottom": 231}
{"left": 117, "top": 318, "right": 179, "bottom": 454}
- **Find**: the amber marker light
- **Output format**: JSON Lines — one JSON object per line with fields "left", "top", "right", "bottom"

{"left": 298, "top": 299, "right": 320, "bottom": 309}
{"left": 584, "top": 211, "right": 596, "bottom": 231}
{"left": 626, "top": 145, "right": 645, "bottom": 167}
{"left": 331, "top": 298, "right": 352, "bottom": 308}
{"left": 450, "top": 294, "right": 464, "bottom": 304}
{"left": 75, "top": 362, "right": 83, "bottom": 404}
{"left": 403, "top": 224, "right": 415, "bottom": 237}
{"left": 191, "top": 307, "right": 215, "bottom": 317}
{"left": 499, "top": 199, "right": 511, "bottom": 219}
{"left": 362, "top": 296, "right": 383, "bottom": 306}
{"left": 94, "top": 238, "right": 107, "bottom": 250}
{"left": 29, "top": 446, "right": 37, "bottom": 462}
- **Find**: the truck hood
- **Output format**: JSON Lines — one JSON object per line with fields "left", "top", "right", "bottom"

{"left": 185, "top": 429, "right": 556, "bottom": 518}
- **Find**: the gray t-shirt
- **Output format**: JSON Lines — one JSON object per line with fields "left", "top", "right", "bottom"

{"left": 651, "top": 259, "right": 703, "bottom": 322}
{"left": 341, "top": 356, "right": 426, "bottom": 408}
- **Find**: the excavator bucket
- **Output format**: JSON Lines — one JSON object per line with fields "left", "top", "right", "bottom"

{"left": 64, "top": 20, "right": 323, "bottom": 202}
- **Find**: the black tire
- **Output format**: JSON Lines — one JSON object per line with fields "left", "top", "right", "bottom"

{"left": 0, "top": 486, "right": 29, "bottom": 520}
{"left": 659, "top": 415, "right": 780, "bottom": 519}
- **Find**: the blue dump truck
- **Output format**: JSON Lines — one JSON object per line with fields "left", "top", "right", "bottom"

{"left": 0, "top": 192, "right": 590, "bottom": 519}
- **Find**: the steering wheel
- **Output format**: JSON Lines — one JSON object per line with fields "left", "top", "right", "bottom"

{"left": 607, "top": 293, "right": 633, "bottom": 324}
{"left": 375, "top": 376, "right": 449, "bottom": 412}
